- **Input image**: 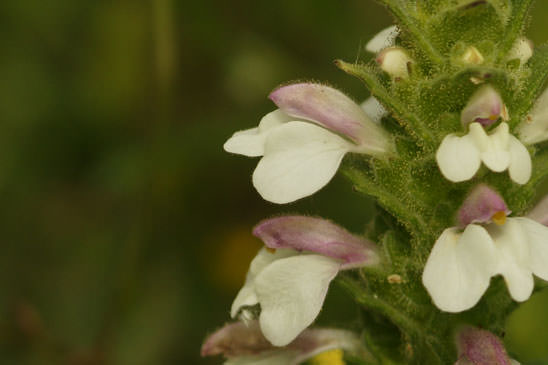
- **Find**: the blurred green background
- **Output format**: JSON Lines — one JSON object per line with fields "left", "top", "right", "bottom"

{"left": 0, "top": 0, "right": 547, "bottom": 364}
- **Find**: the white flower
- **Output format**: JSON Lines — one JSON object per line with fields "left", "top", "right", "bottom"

{"left": 224, "top": 83, "right": 394, "bottom": 204}
{"left": 365, "top": 25, "right": 399, "bottom": 53}
{"left": 231, "top": 216, "right": 379, "bottom": 346}
{"left": 436, "top": 85, "right": 531, "bottom": 184}
{"left": 422, "top": 186, "right": 548, "bottom": 313}
{"left": 231, "top": 248, "right": 341, "bottom": 346}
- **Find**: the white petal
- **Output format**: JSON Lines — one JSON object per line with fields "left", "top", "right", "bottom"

{"left": 224, "top": 110, "right": 293, "bottom": 157}
{"left": 231, "top": 248, "right": 297, "bottom": 317}
{"left": 422, "top": 225, "right": 498, "bottom": 312}
{"left": 470, "top": 122, "right": 510, "bottom": 172}
{"left": 361, "top": 96, "right": 388, "bottom": 124}
{"left": 518, "top": 87, "right": 548, "bottom": 145}
{"left": 508, "top": 135, "right": 532, "bottom": 184}
{"left": 488, "top": 219, "right": 534, "bottom": 302}
{"left": 255, "top": 254, "right": 340, "bottom": 346}
{"left": 514, "top": 217, "right": 548, "bottom": 281}
{"left": 366, "top": 25, "right": 399, "bottom": 53}
{"left": 253, "top": 121, "right": 352, "bottom": 204}
{"left": 436, "top": 133, "right": 481, "bottom": 182}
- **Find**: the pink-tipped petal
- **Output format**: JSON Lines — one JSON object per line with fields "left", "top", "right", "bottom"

{"left": 458, "top": 185, "right": 510, "bottom": 227}
{"left": 268, "top": 83, "right": 392, "bottom": 155}
{"left": 461, "top": 85, "right": 505, "bottom": 127}
{"left": 253, "top": 216, "right": 379, "bottom": 269}
{"left": 455, "top": 326, "right": 512, "bottom": 365}
{"left": 202, "top": 321, "right": 366, "bottom": 365}
{"left": 201, "top": 321, "right": 273, "bottom": 358}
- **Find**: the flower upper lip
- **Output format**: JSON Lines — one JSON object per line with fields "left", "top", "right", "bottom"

{"left": 224, "top": 82, "right": 394, "bottom": 204}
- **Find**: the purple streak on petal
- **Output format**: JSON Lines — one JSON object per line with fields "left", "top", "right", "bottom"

{"left": 461, "top": 85, "right": 504, "bottom": 127}
{"left": 458, "top": 185, "right": 510, "bottom": 227}
{"left": 201, "top": 321, "right": 273, "bottom": 358}
{"left": 475, "top": 117, "right": 500, "bottom": 127}
{"left": 455, "top": 326, "right": 512, "bottom": 365}
{"left": 268, "top": 83, "right": 370, "bottom": 145}
{"left": 527, "top": 195, "right": 548, "bottom": 226}
{"left": 253, "top": 216, "right": 379, "bottom": 269}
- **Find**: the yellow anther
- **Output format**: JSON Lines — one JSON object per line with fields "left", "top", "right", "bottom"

{"left": 309, "top": 349, "right": 344, "bottom": 365}
{"left": 492, "top": 211, "right": 507, "bottom": 225}
{"left": 388, "top": 274, "right": 403, "bottom": 284}
{"left": 489, "top": 114, "right": 499, "bottom": 121}
{"left": 266, "top": 247, "right": 277, "bottom": 254}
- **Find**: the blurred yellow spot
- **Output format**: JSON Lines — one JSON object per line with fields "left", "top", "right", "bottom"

{"left": 489, "top": 114, "right": 499, "bottom": 121}
{"left": 309, "top": 349, "right": 345, "bottom": 365}
{"left": 266, "top": 247, "right": 277, "bottom": 254}
{"left": 492, "top": 211, "right": 507, "bottom": 226}
{"left": 204, "top": 226, "right": 262, "bottom": 292}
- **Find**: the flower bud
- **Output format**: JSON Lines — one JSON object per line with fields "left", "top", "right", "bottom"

{"left": 461, "top": 46, "right": 485, "bottom": 65}
{"left": 455, "top": 326, "right": 513, "bottom": 365}
{"left": 376, "top": 47, "right": 412, "bottom": 79}
{"left": 508, "top": 37, "right": 534, "bottom": 66}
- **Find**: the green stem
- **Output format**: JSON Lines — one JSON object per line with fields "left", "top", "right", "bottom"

{"left": 336, "top": 60, "right": 436, "bottom": 149}
{"left": 375, "top": 0, "right": 445, "bottom": 66}
{"left": 338, "top": 276, "right": 445, "bottom": 364}
{"left": 342, "top": 165, "right": 428, "bottom": 238}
